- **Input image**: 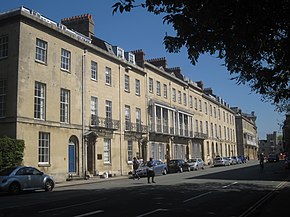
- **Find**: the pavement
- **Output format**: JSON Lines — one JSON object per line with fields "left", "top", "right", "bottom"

{"left": 55, "top": 175, "right": 129, "bottom": 188}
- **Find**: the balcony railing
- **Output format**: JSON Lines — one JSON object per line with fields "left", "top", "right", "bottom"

{"left": 125, "top": 122, "right": 148, "bottom": 134}
{"left": 90, "top": 115, "right": 120, "bottom": 130}
{"left": 194, "top": 132, "right": 208, "bottom": 139}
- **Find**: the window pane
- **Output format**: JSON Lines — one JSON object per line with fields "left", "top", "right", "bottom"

{"left": 34, "top": 82, "right": 46, "bottom": 120}
{"left": 60, "top": 89, "right": 70, "bottom": 123}
{"left": 91, "top": 61, "right": 98, "bottom": 80}
{"left": 38, "top": 132, "right": 50, "bottom": 164}
{"left": 0, "top": 35, "right": 8, "bottom": 59}
{"left": 61, "top": 48, "right": 71, "bottom": 71}
{"left": 35, "top": 38, "right": 47, "bottom": 63}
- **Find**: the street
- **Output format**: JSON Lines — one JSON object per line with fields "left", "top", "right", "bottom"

{"left": 0, "top": 160, "right": 289, "bottom": 217}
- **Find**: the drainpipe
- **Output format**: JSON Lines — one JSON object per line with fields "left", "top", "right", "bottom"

{"left": 82, "top": 49, "right": 87, "bottom": 178}
{"left": 119, "top": 64, "right": 123, "bottom": 175}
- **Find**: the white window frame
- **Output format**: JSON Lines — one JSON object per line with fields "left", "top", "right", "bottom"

{"left": 105, "top": 100, "right": 112, "bottom": 120}
{"left": 149, "top": 78, "right": 153, "bottom": 93}
{"left": 183, "top": 93, "right": 187, "bottom": 106}
{"left": 61, "top": 48, "right": 71, "bottom": 71}
{"left": 104, "top": 138, "right": 111, "bottom": 163}
{"left": 35, "top": 38, "right": 47, "bottom": 63}
{"left": 163, "top": 84, "right": 167, "bottom": 98}
{"left": 172, "top": 88, "right": 176, "bottom": 102}
{"left": 128, "top": 53, "right": 135, "bottom": 64}
{"left": 125, "top": 105, "right": 131, "bottom": 131}
{"left": 178, "top": 91, "right": 181, "bottom": 104}
{"left": 105, "top": 67, "right": 112, "bottom": 85}
{"left": 128, "top": 140, "right": 133, "bottom": 162}
{"left": 90, "top": 96, "right": 98, "bottom": 115}
{"left": 156, "top": 81, "right": 161, "bottom": 96}
{"left": 124, "top": 74, "right": 130, "bottom": 92}
{"left": 91, "top": 61, "right": 98, "bottom": 81}
{"left": 117, "top": 47, "right": 124, "bottom": 59}
{"left": 38, "top": 132, "right": 50, "bottom": 164}
{"left": 135, "top": 79, "right": 140, "bottom": 96}
{"left": 60, "top": 88, "right": 70, "bottom": 123}
{"left": 34, "top": 81, "right": 46, "bottom": 120}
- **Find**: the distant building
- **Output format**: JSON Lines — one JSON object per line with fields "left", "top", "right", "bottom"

{"left": 258, "top": 131, "right": 281, "bottom": 156}
{"left": 231, "top": 107, "right": 258, "bottom": 160}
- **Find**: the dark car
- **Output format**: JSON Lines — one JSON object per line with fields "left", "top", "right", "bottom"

{"left": 168, "top": 159, "right": 190, "bottom": 173}
{"left": 0, "top": 166, "right": 55, "bottom": 194}
{"left": 267, "top": 153, "right": 279, "bottom": 163}
{"left": 135, "top": 160, "right": 168, "bottom": 177}
{"left": 238, "top": 156, "right": 247, "bottom": 163}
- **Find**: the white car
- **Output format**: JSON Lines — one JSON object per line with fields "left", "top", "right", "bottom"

{"left": 187, "top": 158, "right": 205, "bottom": 171}
{"left": 213, "top": 157, "right": 230, "bottom": 167}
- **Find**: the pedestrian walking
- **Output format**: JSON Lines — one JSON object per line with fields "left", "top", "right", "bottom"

{"left": 147, "top": 157, "right": 155, "bottom": 183}
{"left": 132, "top": 157, "right": 140, "bottom": 180}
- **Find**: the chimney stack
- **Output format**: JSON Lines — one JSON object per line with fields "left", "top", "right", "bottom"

{"left": 61, "top": 14, "right": 94, "bottom": 38}
{"left": 131, "top": 49, "right": 145, "bottom": 67}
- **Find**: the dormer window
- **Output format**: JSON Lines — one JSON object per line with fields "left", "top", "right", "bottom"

{"left": 125, "top": 52, "right": 136, "bottom": 65}
{"left": 117, "top": 47, "right": 124, "bottom": 59}
{"left": 128, "top": 53, "right": 135, "bottom": 64}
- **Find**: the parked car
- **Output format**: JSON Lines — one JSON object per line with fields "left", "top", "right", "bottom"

{"left": 135, "top": 160, "right": 168, "bottom": 177}
{"left": 213, "top": 157, "right": 230, "bottom": 167}
{"left": 228, "top": 156, "right": 237, "bottom": 165}
{"left": 233, "top": 156, "right": 242, "bottom": 164}
{"left": 187, "top": 158, "right": 204, "bottom": 171}
{"left": 168, "top": 159, "right": 190, "bottom": 173}
{"left": 238, "top": 155, "right": 247, "bottom": 163}
{"left": 267, "top": 153, "right": 279, "bottom": 163}
{"left": 0, "top": 166, "right": 55, "bottom": 194}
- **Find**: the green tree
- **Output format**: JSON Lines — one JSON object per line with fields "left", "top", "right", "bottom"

{"left": 113, "top": 0, "right": 290, "bottom": 111}
{"left": 0, "top": 137, "right": 25, "bottom": 169}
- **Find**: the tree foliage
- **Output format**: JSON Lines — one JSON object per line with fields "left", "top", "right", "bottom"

{"left": 0, "top": 137, "right": 25, "bottom": 169}
{"left": 113, "top": 0, "right": 290, "bottom": 111}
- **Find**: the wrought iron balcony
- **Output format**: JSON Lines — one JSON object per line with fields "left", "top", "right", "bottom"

{"left": 194, "top": 132, "right": 208, "bottom": 139}
{"left": 90, "top": 115, "right": 120, "bottom": 130}
{"left": 125, "top": 122, "right": 148, "bottom": 134}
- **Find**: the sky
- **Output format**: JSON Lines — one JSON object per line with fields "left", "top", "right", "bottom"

{"left": 1, "top": 0, "right": 286, "bottom": 139}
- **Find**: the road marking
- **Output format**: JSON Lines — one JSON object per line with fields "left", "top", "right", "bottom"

{"left": 238, "top": 180, "right": 288, "bottom": 217}
{"left": 38, "top": 199, "right": 106, "bottom": 213}
{"left": 136, "top": 208, "right": 168, "bottom": 217}
{"left": 74, "top": 210, "right": 104, "bottom": 217}
{"left": 183, "top": 191, "right": 212, "bottom": 203}
{"left": 222, "top": 181, "right": 238, "bottom": 188}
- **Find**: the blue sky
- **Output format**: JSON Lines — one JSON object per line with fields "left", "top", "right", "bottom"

{"left": 1, "top": 0, "right": 286, "bottom": 139}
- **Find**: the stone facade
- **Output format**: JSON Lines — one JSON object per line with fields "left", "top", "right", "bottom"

{"left": 0, "top": 7, "right": 241, "bottom": 182}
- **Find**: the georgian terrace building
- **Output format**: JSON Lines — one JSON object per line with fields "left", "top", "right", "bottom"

{"left": 131, "top": 52, "right": 237, "bottom": 164}
{"left": 0, "top": 6, "right": 238, "bottom": 182}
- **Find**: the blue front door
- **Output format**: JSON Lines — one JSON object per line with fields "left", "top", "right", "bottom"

{"left": 69, "top": 142, "right": 76, "bottom": 173}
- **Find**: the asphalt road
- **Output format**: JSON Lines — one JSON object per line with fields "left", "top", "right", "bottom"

{"left": 0, "top": 160, "right": 289, "bottom": 217}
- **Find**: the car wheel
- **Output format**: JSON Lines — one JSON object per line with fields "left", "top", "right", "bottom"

{"left": 163, "top": 169, "right": 167, "bottom": 175}
{"left": 45, "top": 179, "right": 54, "bottom": 192}
{"left": 8, "top": 182, "right": 21, "bottom": 195}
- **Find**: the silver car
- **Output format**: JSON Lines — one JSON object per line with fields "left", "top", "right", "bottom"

{"left": 136, "top": 160, "right": 168, "bottom": 177}
{"left": 187, "top": 158, "right": 205, "bottom": 171}
{"left": 213, "top": 157, "right": 230, "bottom": 167}
{"left": 0, "top": 166, "right": 55, "bottom": 194}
